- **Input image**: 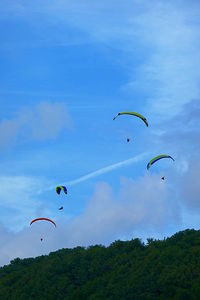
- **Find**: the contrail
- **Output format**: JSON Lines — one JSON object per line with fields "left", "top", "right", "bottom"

{"left": 39, "top": 152, "right": 147, "bottom": 193}
{"left": 66, "top": 153, "right": 146, "bottom": 186}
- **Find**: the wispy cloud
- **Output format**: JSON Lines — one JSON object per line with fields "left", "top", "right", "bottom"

{"left": 42, "top": 152, "right": 148, "bottom": 192}
{"left": 66, "top": 152, "right": 147, "bottom": 186}
{"left": 2, "top": 1, "right": 199, "bottom": 118}
{"left": 120, "top": 2, "right": 200, "bottom": 119}
{"left": 154, "top": 99, "right": 200, "bottom": 155}
{"left": 0, "top": 101, "right": 72, "bottom": 148}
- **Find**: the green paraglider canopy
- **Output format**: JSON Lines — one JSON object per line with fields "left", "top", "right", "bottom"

{"left": 147, "top": 155, "right": 174, "bottom": 170}
{"left": 113, "top": 111, "right": 148, "bottom": 127}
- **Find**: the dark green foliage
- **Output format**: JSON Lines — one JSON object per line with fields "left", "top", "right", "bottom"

{"left": 0, "top": 229, "right": 200, "bottom": 299}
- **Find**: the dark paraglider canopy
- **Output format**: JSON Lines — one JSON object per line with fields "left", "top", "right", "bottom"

{"left": 59, "top": 206, "right": 63, "bottom": 210}
{"left": 56, "top": 186, "right": 67, "bottom": 195}
{"left": 161, "top": 176, "right": 165, "bottom": 180}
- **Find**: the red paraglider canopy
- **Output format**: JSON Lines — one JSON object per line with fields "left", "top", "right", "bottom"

{"left": 30, "top": 218, "right": 56, "bottom": 228}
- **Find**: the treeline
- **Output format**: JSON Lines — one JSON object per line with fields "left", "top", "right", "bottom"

{"left": 1, "top": 229, "right": 200, "bottom": 299}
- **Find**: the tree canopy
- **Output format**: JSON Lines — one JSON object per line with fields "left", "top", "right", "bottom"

{"left": 0, "top": 229, "right": 200, "bottom": 299}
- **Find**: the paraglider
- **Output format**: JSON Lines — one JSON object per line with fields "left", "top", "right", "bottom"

{"left": 30, "top": 218, "right": 56, "bottom": 228}
{"left": 56, "top": 186, "right": 67, "bottom": 195}
{"left": 147, "top": 155, "right": 175, "bottom": 170}
{"left": 161, "top": 176, "right": 165, "bottom": 180}
{"left": 30, "top": 218, "right": 56, "bottom": 242}
{"left": 113, "top": 111, "right": 148, "bottom": 127}
{"left": 56, "top": 186, "right": 67, "bottom": 210}
{"left": 127, "top": 138, "right": 130, "bottom": 143}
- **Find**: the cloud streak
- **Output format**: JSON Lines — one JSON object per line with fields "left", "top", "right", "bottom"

{"left": 66, "top": 152, "right": 147, "bottom": 186}
{"left": 42, "top": 152, "right": 148, "bottom": 192}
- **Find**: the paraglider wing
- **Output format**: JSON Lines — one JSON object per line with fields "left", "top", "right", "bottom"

{"left": 113, "top": 111, "right": 148, "bottom": 127}
{"left": 56, "top": 186, "right": 61, "bottom": 194}
{"left": 62, "top": 186, "right": 67, "bottom": 194}
{"left": 113, "top": 113, "right": 121, "bottom": 120}
{"left": 30, "top": 218, "right": 56, "bottom": 228}
{"left": 147, "top": 154, "right": 175, "bottom": 170}
{"left": 56, "top": 185, "right": 67, "bottom": 195}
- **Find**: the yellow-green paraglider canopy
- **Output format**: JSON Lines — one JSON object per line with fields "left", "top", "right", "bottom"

{"left": 113, "top": 111, "right": 148, "bottom": 127}
{"left": 147, "top": 154, "right": 175, "bottom": 170}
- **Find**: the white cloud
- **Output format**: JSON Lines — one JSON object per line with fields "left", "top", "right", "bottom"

{"left": 2, "top": 156, "right": 200, "bottom": 267}
{"left": 178, "top": 160, "right": 200, "bottom": 211}
{"left": 0, "top": 175, "right": 48, "bottom": 231}
{"left": 155, "top": 99, "right": 200, "bottom": 155}
{"left": 145, "top": 99, "right": 200, "bottom": 214}
{"left": 0, "top": 224, "right": 47, "bottom": 266}
{"left": 62, "top": 176, "right": 174, "bottom": 246}
{"left": 0, "top": 173, "right": 180, "bottom": 266}
{"left": 0, "top": 101, "right": 72, "bottom": 148}
{"left": 19, "top": 101, "right": 72, "bottom": 140}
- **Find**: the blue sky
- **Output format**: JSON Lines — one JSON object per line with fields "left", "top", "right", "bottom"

{"left": 0, "top": 0, "right": 200, "bottom": 266}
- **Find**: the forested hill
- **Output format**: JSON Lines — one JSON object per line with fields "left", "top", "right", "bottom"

{"left": 1, "top": 229, "right": 200, "bottom": 299}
